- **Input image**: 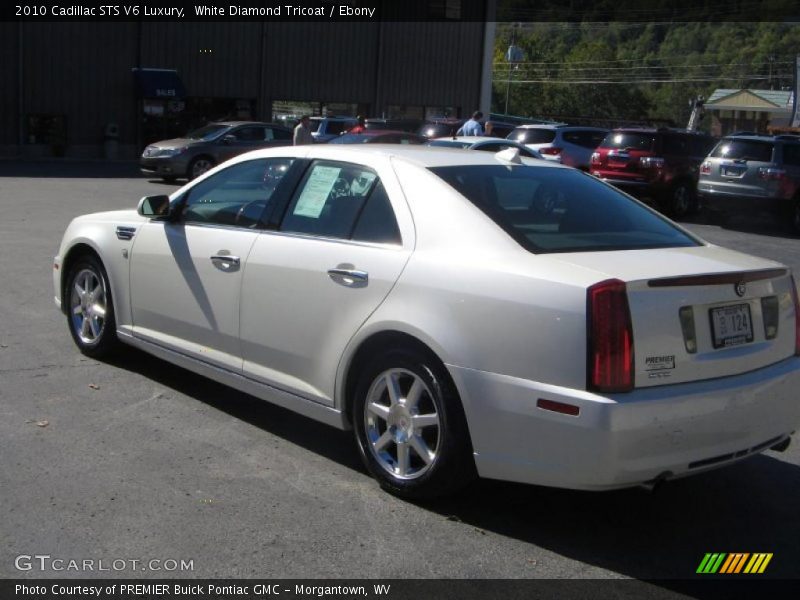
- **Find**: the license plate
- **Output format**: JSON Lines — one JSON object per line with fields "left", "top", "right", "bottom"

{"left": 722, "top": 166, "right": 744, "bottom": 177}
{"left": 709, "top": 303, "right": 753, "bottom": 349}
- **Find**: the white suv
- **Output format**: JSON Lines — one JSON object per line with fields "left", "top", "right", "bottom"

{"left": 507, "top": 124, "right": 608, "bottom": 171}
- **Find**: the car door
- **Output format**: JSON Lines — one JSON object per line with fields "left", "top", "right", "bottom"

{"left": 239, "top": 158, "right": 413, "bottom": 405}
{"left": 129, "top": 157, "right": 296, "bottom": 371}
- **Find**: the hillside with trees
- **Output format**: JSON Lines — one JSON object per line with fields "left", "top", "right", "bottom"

{"left": 492, "top": 22, "right": 800, "bottom": 129}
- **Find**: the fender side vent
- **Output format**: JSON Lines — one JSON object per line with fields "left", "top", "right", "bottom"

{"left": 116, "top": 226, "right": 137, "bottom": 241}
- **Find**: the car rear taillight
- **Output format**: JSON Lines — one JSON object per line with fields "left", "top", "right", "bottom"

{"left": 700, "top": 161, "right": 711, "bottom": 175}
{"left": 639, "top": 156, "right": 665, "bottom": 169}
{"left": 791, "top": 276, "right": 800, "bottom": 356}
{"left": 758, "top": 167, "right": 786, "bottom": 180}
{"left": 587, "top": 279, "right": 634, "bottom": 393}
{"left": 590, "top": 151, "right": 601, "bottom": 165}
{"left": 541, "top": 147, "right": 562, "bottom": 156}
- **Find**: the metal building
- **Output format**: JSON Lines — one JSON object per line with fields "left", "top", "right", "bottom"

{"left": 1, "top": 8, "right": 495, "bottom": 159}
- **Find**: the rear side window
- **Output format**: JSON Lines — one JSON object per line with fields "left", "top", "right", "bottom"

{"left": 600, "top": 132, "right": 655, "bottom": 151}
{"left": 281, "top": 161, "right": 401, "bottom": 244}
{"left": 661, "top": 135, "right": 689, "bottom": 155}
{"left": 508, "top": 128, "right": 556, "bottom": 144}
{"left": 429, "top": 165, "right": 699, "bottom": 253}
{"left": 351, "top": 182, "right": 402, "bottom": 244}
{"left": 272, "top": 127, "right": 292, "bottom": 141}
{"left": 711, "top": 139, "right": 774, "bottom": 162}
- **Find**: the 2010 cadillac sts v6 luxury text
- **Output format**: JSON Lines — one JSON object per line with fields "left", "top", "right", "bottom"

{"left": 54, "top": 145, "right": 800, "bottom": 498}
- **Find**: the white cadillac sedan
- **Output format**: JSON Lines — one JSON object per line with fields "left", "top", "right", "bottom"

{"left": 53, "top": 145, "right": 800, "bottom": 498}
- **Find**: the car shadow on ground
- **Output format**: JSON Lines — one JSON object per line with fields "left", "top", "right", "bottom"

{"left": 107, "top": 347, "right": 800, "bottom": 592}
{"left": 147, "top": 179, "right": 184, "bottom": 187}
{"left": 0, "top": 159, "right": 143, "bottom": 179}
{"left": 106, "top": 347, "right": 363, "bottom": 473}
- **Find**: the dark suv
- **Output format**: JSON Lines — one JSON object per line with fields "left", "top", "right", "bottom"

{"left": 590, "top": 128, "right": 717, "bottom": 217}
{"left": 697, "top": 134, "right": 800, "bottom": 231}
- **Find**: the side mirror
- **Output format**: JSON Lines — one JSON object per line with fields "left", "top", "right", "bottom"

{"left": 137, "top": 194, "right": 171, "bottom": 218}
{"left": 222, "top": 134, "right": 236, "bottom": 144}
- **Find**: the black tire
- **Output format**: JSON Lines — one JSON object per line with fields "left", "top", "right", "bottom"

{"left": 352, "top": 348, "right": 476, "bottom": 499}
{"left": 665, "top": 181, "right": 694, "bottom": 219}
{"left": 187, "top": 156, "right": 215, "bottom": 180}
{"left": 65, "top": 255, "right": 119, "bottom": 358}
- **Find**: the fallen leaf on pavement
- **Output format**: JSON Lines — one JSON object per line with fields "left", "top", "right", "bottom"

{"left": 89, "top": 384, "right": 100, "bottom": 390}
{"left": 35, "top": 420, "right": 49, "bottom": 428}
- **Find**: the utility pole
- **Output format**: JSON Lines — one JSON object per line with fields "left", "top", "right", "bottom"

{"left": 504, "top": 24, "right": 524, "bottom": 116}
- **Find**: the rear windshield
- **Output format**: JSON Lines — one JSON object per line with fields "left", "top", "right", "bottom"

{"left": 600, "top": 132, "right": 655, "bottom": 151}
{"left": 508, "top": 128, "right": 556, "bottom": 144}
{"left": 710, "top": 139, "right": 774, "bottom": 162}
{"left": 429, "top": 166, "right": 700, "bottom": 253}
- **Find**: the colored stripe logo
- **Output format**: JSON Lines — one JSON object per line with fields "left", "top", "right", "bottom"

{"left": 697, "top": 553, "right": 773, "bottom": 574}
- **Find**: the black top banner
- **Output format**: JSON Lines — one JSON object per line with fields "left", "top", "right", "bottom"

{"left": 4, "top": 0, "right": 800, "bottom": 22}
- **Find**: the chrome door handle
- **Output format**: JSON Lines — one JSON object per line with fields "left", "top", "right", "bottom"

{"left": 210, "top": 254, "right": 241, "bottom": 271}
{"left": 327, "top": 268, "right": 368, "bottom": 288}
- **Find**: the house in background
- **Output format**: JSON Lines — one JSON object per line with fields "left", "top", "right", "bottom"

{"left": 704, "top": 88, "right": 794, "bottom": 136}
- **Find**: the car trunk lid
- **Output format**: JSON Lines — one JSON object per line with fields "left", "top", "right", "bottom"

{"left": 548, "top": 246, "right": 797, "bottom": 388}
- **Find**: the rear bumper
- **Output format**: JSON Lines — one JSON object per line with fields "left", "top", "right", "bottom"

{"left": 698, "top": 188, "right": 787, "bottom": 214}
{"left": 592, "top": 174, "right": 659, "bottom": 196}
{"left": 449, "top": 358, "right": 800, "bottom": 490}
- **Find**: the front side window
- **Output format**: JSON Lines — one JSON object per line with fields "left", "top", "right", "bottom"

{"left": 281, "top": 161, "right": 401, "bottom": 244}
{"left": 430, "top": 165, "right": 700, "bottom": 253}
{"left": 181, "top": 158, "right": 294, "bottom": 227}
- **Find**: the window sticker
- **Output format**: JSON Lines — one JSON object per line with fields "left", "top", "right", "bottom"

{"left": 294, "top": 165, "right": 341, "bottom": 218}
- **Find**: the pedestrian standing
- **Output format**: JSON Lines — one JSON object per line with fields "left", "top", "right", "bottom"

{"left": 456, "top": 111, "right": 484, "bottom": 136}
{"left": 293, "top": 115, "right": 314, "bottom": 145}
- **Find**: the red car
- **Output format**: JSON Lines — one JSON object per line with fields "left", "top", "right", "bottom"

{"left": 590, "top": 128, "right": 717, "bottom": 217}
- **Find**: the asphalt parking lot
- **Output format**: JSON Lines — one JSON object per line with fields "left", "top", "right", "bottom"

{"left": 2, "top": 160, "right": 800, "bottom": 587}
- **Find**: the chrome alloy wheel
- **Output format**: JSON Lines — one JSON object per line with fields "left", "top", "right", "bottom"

{"left": 69, "top": 268, "right": 107, "bottom": 345}
{"left": 364, "top": 368, "right": 442, "bottom": 480}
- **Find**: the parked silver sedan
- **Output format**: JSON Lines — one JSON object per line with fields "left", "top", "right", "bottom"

{"left": 55, "top": 145, "right": 800, "bottom": 499}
